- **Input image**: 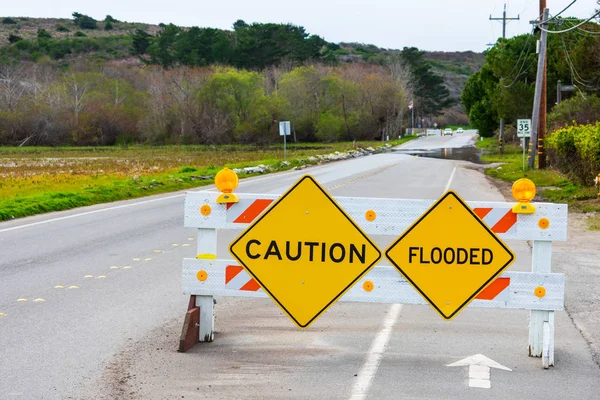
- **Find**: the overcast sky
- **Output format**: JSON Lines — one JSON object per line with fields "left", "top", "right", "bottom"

{"left": 3, "top": 0, "right": 597, "bottom": 52}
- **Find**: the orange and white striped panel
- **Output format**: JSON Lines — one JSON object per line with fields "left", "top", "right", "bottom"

{"left": 475, "top": 277, "right": 510, "bottom": 301}
{"left": 473, "top": 208, "right": 517, "bottom": 234}
{"left": 226, "top": 199, "right": 273, "bottom": 223}
{"left": 225, "top": 265, "right": 262, "bottom": 292}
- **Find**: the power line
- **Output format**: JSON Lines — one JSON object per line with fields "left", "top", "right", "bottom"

{"left": 537, "top": 10, "right": 600, "bottom": 33}
{"left": 549, "top": 0, "right": 577, "bottom": 21}
{"left": 501, "top": 28, "right": 536, "bottom": 88}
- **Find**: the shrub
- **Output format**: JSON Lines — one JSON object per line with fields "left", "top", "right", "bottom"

{"left": 547, "top": 123, "right": 600, "bottom": 185}
{"left": 2, "top": 17, "right": 17, "bottom": 25}
{"left": 37, "top": 29, "right": 52, "bottom": 39}
{"left": 56, "top": 24, "right": 70, "bottom": 32}
{"left": 548, "top": 94, "right": 600, "bottom": 131}
{"left": 8, "top": 34, "right": 22, "bottom": 43}
{"left": 72, "top": 12, "right": 97, "bottom": 30}
{"left": 315, "top": 112, "right": 344, "bottom": 142}
{"left": 74, "top": 31, "right": 87, "bottom": 37}
{"left": 104, "top": 21, "right": 113, "bottom": 31}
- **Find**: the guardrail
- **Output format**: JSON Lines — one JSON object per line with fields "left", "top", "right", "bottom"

{"left": 179, "top": 190, "right": 567, "bottom": 369}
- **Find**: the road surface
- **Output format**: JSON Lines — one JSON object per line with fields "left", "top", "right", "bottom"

{"left": 1, "top": 133, "right": 599, "bottom": 399}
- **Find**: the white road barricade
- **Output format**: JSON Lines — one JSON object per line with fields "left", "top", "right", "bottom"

{"left": 179, "top": 191, "right": 567, "bottom": 369}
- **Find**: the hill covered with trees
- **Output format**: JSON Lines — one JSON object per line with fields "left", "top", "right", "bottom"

{"left": 0, "top": 13, "right": 478, "bottom": 146}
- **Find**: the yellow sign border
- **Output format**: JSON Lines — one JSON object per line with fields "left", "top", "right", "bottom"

{"left": 229, "top": 175, "right": 382, "bottom": 328}
{"left": 384, "top": 190, "right": 515, "bottom": 320}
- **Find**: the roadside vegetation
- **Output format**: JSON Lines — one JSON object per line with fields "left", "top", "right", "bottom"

{"left": 0, "top": 137, "right": 415, "bottom": 221}
{"left": 477, "top": 130, "right": 600, "bottom": 229}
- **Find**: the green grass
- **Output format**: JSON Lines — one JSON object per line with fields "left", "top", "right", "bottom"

{"left": 477, "top": 137, "right": 600, "bottom": 226}
{"left": 0, "top": 137, "right": 416, "bottom": 221}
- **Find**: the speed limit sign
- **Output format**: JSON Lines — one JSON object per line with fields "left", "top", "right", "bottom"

{"left": 517, "top": 119, "right": 532, "bottom": 138}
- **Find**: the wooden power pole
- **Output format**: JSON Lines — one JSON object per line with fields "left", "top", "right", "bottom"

{"left": 528, "top": 7, "right": 549, "bottom": 169}
{"left": 538, "top": 0, "right": 548, "bottom": 169}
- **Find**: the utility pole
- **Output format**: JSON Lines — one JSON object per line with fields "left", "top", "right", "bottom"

{"left": 528, "top": 8, "right": 549, "bottom": 169}
{"left": 538, "top": 0, "right": 548, "bottom": 169}
{"left": 490, "top": 4, "right": 519, "bottom": 155}
{"left": 490, "top": 4, "right": 520, "bottom": 40}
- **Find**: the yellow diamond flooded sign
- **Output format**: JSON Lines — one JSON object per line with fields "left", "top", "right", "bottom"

{"left": 385, "top": 191, "right": 515, "bottom": 320}
{"left": 229, "top": 175, "right": 381, "bottom": 328}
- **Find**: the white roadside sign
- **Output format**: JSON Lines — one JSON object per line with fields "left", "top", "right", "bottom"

{"left": 517, "top": 119, "right": 532, "bottom": 138}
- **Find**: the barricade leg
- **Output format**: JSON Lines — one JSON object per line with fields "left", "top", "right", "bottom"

{"left": 528, "top": 241, "right": 554, "bottom": 367}
{"left": 197, "top": 295, "right": 215, "bottom": 342}
{"left": 196, "top": 228, "right": 217, "bottom": 342}
{"left": 178, "top": 295, "right": 199, "bottom": 352}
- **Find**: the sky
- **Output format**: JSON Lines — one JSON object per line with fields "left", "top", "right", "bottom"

{"left": 3, "top": 0, "right": 598, "bottom": 52}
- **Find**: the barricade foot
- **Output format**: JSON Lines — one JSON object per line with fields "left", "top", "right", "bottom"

{"left": 178, "top": 295, "right": 199, "bottom": 353}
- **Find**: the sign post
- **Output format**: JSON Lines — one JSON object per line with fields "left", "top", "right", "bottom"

{"left": 517, "top": 119, "right": 532, "bottom": 171}
{"left": 279, "top": 121, "right": 291, "bottom": 160}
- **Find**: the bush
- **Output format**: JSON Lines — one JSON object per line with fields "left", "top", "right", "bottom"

{"left": 2, "top": 17, "right": 17, "bottom": 25}
{"left": 548, "top": 94, "right": 600, "bottom": 131}
{"left": 37, "top": 29, "right": 52, "bottom": 39}
{"left": 315, "top": 112, "right": 344, "bottom": 142}
{"left": 8, "top": 34, "right": 22, "bottom": 43}
{"left": 72, "top": 12, "right": 97, "bottom": 30}
{"left": 56, "top": 24, "right": 70, "bottom": 32}
{"left": 547, "top": 123, "right": 600, "bottom": 185}
{"left": 74, "top": 31, "right": 87, "bottom": 37}
{"left": 104, "top": 21, "right": 113, "bottom": 31}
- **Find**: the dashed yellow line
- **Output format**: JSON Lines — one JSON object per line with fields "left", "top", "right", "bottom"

{"left": 97, "top": 275, "right": 107, "bottom": 279}
{"left": 55, "top": 285, "right": 64, "bottom": 289}
{"left": 154, "top": 250, "right": 162, "bottom": 253}
{"left": 145, "top": 258, "right": 152, "bottom": 261}
{"left": 33, "top": 298, "right": 45, "bottom": 303}
{"left": 69, "top": 286, "right": 79, "bottom": 289}
{"left": 123, "top": 266, "right": 132, "bottom": 269}
{"left": 133, "top": 258, "right": 141, "bottom": 261}
{"left": 85, "top": 275, "right": 94, "bottom": 278}
{"left": 17, "top": 298, "right": 27, "bottom": 302}
{"left": 111, "top": 266, "right": 119, "bottom": 269}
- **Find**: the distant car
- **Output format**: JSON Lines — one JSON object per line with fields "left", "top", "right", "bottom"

{"left": 456, "top": 127, "right": 464, "bottom": 134}
{"left": 443, "top": 128, "right": 453, "bottom": 136}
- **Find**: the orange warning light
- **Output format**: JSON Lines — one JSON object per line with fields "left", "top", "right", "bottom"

{"left": 215, "top": 168, "right": 239, "bottom": 204}
{"left": 511, "top": 178, "right": 536, "bottom": 214}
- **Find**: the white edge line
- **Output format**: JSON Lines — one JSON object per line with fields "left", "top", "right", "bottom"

{"left": 444, "top": 167, "right": 457, "bottom": 192}
{"left": 349, "top": 304, "right": 402, "bottom": 400}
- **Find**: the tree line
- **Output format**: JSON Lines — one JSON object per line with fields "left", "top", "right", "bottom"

{"left": 461, "top": 19, "right": 600, "bottom": 137}
{"left": 0, "top": 62, "right": 412, "bottom": 146}
{"left": 0, "top": 16, "right": 458, "bottom": 145}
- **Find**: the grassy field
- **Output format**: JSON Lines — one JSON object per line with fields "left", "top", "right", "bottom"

{"left": 477, "top": 137, "right": 600, "bottom": 229}
{"left": 0, "top": 138, "right": 415, "bottom": 221}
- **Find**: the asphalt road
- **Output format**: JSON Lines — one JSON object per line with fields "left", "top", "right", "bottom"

{"left": 1, "top": 133, "right": 599, "bottom": 399}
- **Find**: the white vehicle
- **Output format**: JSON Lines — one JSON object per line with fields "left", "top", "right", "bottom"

{"left": 443, "top": 128, "right": 453, "bottom": 136}
{"left": 456, "top": 127, "right": 464, "bottom": 134}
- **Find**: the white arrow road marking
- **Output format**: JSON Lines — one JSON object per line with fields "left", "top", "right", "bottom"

{"left": 447, "top": 354, "right": 511, "bottom": 389}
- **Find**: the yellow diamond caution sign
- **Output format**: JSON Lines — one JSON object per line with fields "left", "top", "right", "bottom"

{"left": 385, "top": 191, "right": 515, "bottom": 320}
{"left": 229, "top": 175, "right": 381, "bottom": 328}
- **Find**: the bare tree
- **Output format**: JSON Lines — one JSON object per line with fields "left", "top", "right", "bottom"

{"left": 0, "top": 64, "right": 27, "bottom": 111}
{"left": 63, "top": 74, "right": 88, "bottom": 125}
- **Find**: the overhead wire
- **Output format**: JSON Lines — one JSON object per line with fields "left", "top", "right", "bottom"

{"left": 501, "top": 27, "right": 536, "bottom": 88}
{"left": 538, "top": 10, "right": 600, "bottom": 34}
{"left": 559, "top": 35, "right": 598, "bottom": 89}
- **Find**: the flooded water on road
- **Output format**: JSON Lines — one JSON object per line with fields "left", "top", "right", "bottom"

{"left": 392, "top": 146, "right": 482, "bottom": 163}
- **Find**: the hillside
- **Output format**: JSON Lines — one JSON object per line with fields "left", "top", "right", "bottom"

{"left": 0, "top": 15, "right": 484, "bottom": 145}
